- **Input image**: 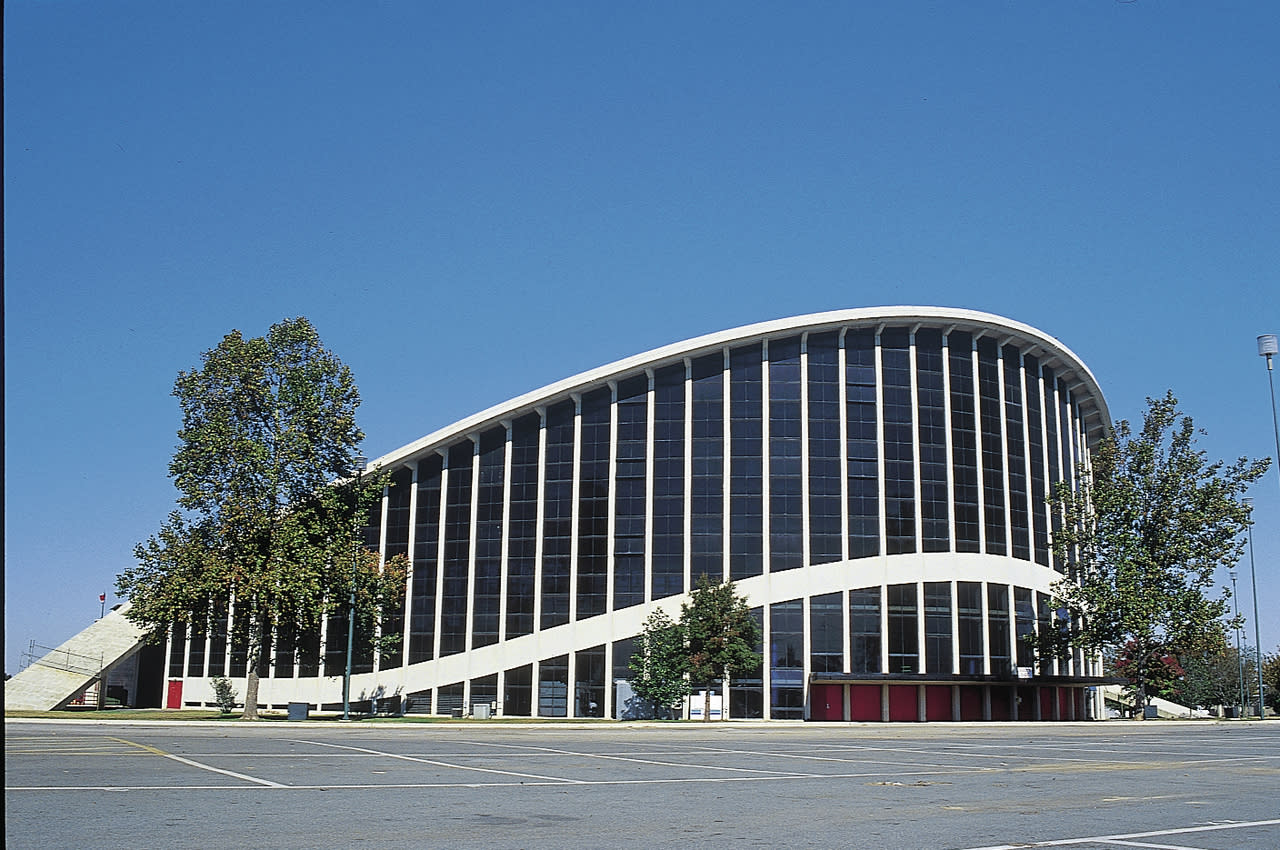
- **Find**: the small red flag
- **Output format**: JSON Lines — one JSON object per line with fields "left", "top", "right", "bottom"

{"left": 99, "top": 594, "right": 106, "bottom": 602}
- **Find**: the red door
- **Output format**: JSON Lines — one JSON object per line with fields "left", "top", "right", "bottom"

{"left": 888, "top": 685, "right": 918, "bottom": 722}
{"left": 810, "top": 684, "right": 844, "bottom": 721}
{"left": 959, "top": 686, "right": 984, "bottom": 720}
{"left": 850, "top": 685, "right": 881, "bottom": 721}
{"left": 166, "top": 680, "right": 183, "bottom": 709}
{"left": 925, "top": 686, "right": 952, "bottom": 721}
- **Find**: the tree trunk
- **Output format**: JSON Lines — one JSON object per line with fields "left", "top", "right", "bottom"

{"left": 703, "top": 683, "right": 712, "bottom": 723}
{"left": 240, "top": 613, "right": 266, "bottom": 720}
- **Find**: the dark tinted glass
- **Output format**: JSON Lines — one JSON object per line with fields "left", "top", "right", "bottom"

{"left": 691, "top": 353, "right": 724, "bottom": 582}
{"left": 506, "top": 414, "right": 540, "bottom": 637}
{"left": 576, "top": 388, "right": 611, "bottom": 620}
{"left": 1003, "top": 347, "right": 1031, "bottom": 560}
{"left": 850, "top": 586, "right": 881, "bottom": 674}
{"left": 652, "top": 364, "right": 686, "bottom": 598}
{"left": 770, "top": 599, "right": 804, "bottom": 718}
{"left": 769, "top": 337, "right": 803, "bottom": 572}
{"left": 614, "top": 376, "right": 648, "bottom": 610}
{"left": 409, "top": 453, "right": 443, "bottom": 663}
{"left": 846, "top": 330, "right": 879, "bottom": 558}
{"left": 916, "top": 329, "right": 949, "bottom": 552}
{"left": 729, "top": 344, "right": 763, "bottom": 579}
{"left": 924, "top": 581, "right": 952, "bottom": 675}
{"left": 440, "top": 441, "right": 474, "bottom": 657}
{"left": 541, "top": 401, "right": 575, "bottom": 628}
{"left": 887, "top": 583, "right": 918, "bottom": 674}
{"left": 472, "top": 428, "right": 505, "bottom": 648}
{"left": 807, "top": 332, "right": 842, "bottom": 564}
{"left": 948, "top": 332, "right": 980, "bottom": 552}
{"left": 881, "top": 328, "right": 915, "bottom": 554}
{"left": 810, "top": 591, "right": 843, "bottom": 674}
{"left": 977, "top": 338, "right": 1006, "bottom": 554}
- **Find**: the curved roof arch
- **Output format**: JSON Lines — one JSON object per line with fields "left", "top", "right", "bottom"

{"left": 373, "top": 306, "right": 1110, "bottom": 470}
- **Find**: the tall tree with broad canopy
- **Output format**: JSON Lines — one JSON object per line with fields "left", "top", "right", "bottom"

{"left": 628, "top": 609, "right": 690, "bottom": 718}
{"left": 680, "top": 575, "right": 761, "bottom": 721}
{"left": 118, "top": 318, "right": 405, "bottom": 720}
{"left": 1036, "top": 392, "right": 1267, "bottom": 714}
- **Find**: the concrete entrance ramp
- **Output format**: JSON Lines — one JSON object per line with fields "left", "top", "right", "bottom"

{"left": 5, "top": 602, "right": 150, "bottom": 711}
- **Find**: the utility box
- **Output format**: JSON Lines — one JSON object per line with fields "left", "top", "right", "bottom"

{"left": 287, "top": 702, "right": 310, "bottom": 721}
{"left": 472, "top": 703, "right": 491, "bottom": 720}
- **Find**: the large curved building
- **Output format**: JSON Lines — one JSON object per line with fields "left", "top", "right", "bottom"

{"left": 162, "top": 307, "right": 1112, "bottom": 721}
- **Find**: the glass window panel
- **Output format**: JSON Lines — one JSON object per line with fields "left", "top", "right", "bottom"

{"left": 472, "top": 429, "right": 505, "bottom": 648}
{"left": 729, "top": 607, "right": 765, "bottom": 719}
{"left": 577, "top": 389, "right": 611, "bottom": 620}
{"left": 881, "top": 328, "right": 915, "bottom": 555}
{"left": 538, "top": 654, "right": 569, "bottom": 717}
{"left": 574, "top": 645, "right": 606, "bottom": 717}
{"left": 809, "top": 592, "right": 843, "bottom": 674}
{"left": 503, "top": 664, "right": 532, "bottom": 717}
{"left": 948, "top": 332, "right": 981, "bottom": 553}
{"left": 410, "top": 454, "right": 443, "bottom": 663}
{"left": 652, "top": 364, "right": 686, "bottom": 598}
{"left": 887, "top": 583, "right": 919, "bottom": 674}
{"left": 770, "top": 599, "right": 804, "bottom": 718}
{"left": 915, "top": 329, "right": 949, "bottom": 552}
{"left": 957, "top": 581, "right": 984, "bottom": 675}
{"left": 849, "top": 586, "right": 882, "bottom": 674}
{"left": 541, "top": 401, "right": 575, "bottom": 629}
{"left": 807, "top": 332, "right": 843, "bottom": 565}
{"left": 691, "top": 353, "right": 724, "bottom": 583}
{"left": 1003, "top": 347, "right": 1031, "bottom": 561}
{"left": 845, "top": 330, "right": 880, "bottom": 558}
{"left": 977, "top": 338, "right": 1006, "bottom": 555}
{"left": 988, "top": 585, "right": 1012, "bottom": 677}
{"left": 924, "top": 581, "right": 952, "bottom": 675}
{"left": 440, "top": 442, "right": 474, "bottom": 657}
{"left": 1024, "top": 356, "right": 1050, "bottom": 566}
{"left": 614, "top": 376, "right": 648, "bottom": 610}
{"left": 730, "top": 344, "right": 764, "bottom": 579}
{"left": 506, "top": 414, "right": 540, "bottom": 638}
{"left": 769, "top": 337, "right": 803, "bottom": 572}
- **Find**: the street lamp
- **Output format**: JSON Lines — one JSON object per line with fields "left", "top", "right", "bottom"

{"left": 1260, "top": 334, "right": 1280, "bottom": 497}
{"left": 342, "top": 453, "right": 367, "bottom": 721}
{"left": 1243, "top": 497, "right": 1264, "bottom": 718}
{"left": 1229, "top": 568, "right": 1246, "bottom": 714}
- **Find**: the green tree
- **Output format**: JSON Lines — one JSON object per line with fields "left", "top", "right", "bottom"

{"left": 1039, "top": 392, "right": 1268, "bottom": 714}
{"left": 680, "top": 575, "right": 761, "bottom": 722}
{"left": 1262, "top": 650, "right": 1279, "bottom": 713}
{"left": 628, "top": 609, "right": 690, "bottom": 718}
{"left": 1181, "top": 646, "right": 1248, "bottom": 710}
{"left": 118, "top": 318, "right": 404, "bottom": 720}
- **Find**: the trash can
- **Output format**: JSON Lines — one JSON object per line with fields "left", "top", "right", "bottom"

{"left": 287, "top": 702, "right": 310, "bottom": 721}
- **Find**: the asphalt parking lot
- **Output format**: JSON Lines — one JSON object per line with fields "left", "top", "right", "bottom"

{"left": 6, "top": 720, "right": 1278, "bottom": 849}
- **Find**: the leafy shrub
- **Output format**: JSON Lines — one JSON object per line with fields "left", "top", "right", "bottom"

{"left": 210, "top": 676, "right": 238, "bottom": 715}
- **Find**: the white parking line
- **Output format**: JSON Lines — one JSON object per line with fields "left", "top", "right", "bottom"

{"left": 108, "top": 737, "right": 286, "bottom": 788}
{"left": 958, "top": 817, "right": 1280, "bottom": 849}
{"left": 287, "top": 738, "right": 585, "bottom": 784}
{"left": 460, "top": 738, "right": 819, "bottom": 777}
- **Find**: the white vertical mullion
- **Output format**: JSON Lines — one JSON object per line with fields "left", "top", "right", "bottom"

{"left": 950, "top": 581, "right": 960, "bottom": 675}
{"left": 683, "top": 359, "right": 693, "bottom": 595}
{"left": 941, "top": 329, "right": 956, "bottom": 553}
{"left": 879, "top": 582, "right": 889, "bottom": 675}
{"left": 499, "top": 424, "right": 513, "bottom": 642}
{"left": 644, "top": 370, "right": 655, "bottom": 604}
{"left": 402, "top": 462, "right": 419, "bottom": 669}
{"left": 532, "top": 411, "right": 547, "bottom": 633}
{"left": 606, "top": 382, "right": 619, "bottom": 614}
{"left": 916, "top": 581, "right": 926, "bottom": 675}
{"left": 838, "top": 328, "right": 850, "bottom": 562}
{"left": 721, "top": 347, "right": 731, "bottom": 582}
{"left": 762, "top": 339, "right": 772, "bottom": 573}
{"left": 1020, "top": 357, "right": 1035, "bottom": 565}
{"left": 465, "top": 441, "right": 481, "bottom": 661}
{"left": 996, "top": 343, "right": 1013, "bottom": 556}
{"left": 371, "top": 482, "right": 390, "bottom": 674}
{"left": 801, "top": 595, "right": 812, "bottom": 720}
{"left": 432, "top": 451, "right": 448, "bottom": 663}
{"left": 841, "top": 588, "right": 851, "bottom": 673}
{"left": 1035, "top": 363, "right": 1051, "bottom": 570}
{"left": 980, "top": 582, "right": 991, "bottom": 676}
{"left": 761, "top": 601, "right": 772, "bottom": 720}
{"left": 909, "top": 327, "right": 923, "bottom": 553}
{"left": 875, "top": 327, "right": 887, "bottom": 556}
{"left": 800, "top": 333, "right": 811, "bottom": 570}
{"left": 569, "top": 395, "right": 583, "bottom": 624}
{"left": 972, "top": 336, "right": 986, "bottom": 553}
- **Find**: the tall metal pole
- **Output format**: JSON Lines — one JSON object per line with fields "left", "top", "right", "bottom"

{"left": 1245, "top": 509, "right": 1264, "bottom": 718}
{"left": 1230, "top": 569, "right": 1246, "bottom": 714}
{"left": 343, "top": 455, "right": 366, "bottom": 722}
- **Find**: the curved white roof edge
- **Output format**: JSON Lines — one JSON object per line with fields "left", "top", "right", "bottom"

{"left": 372, "top": 306, "right": 1110, "bottom": 470}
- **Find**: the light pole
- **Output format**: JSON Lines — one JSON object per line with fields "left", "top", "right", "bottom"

{"left": 342, "top": 453, "right": 367, "bottom": 721}
{"left": 1230, "top": 568, "right": 1246, "bottom": 714}
{"left": 1259, "top": 334, "right": 1280, "bottom": 498}
{"left": 1243, "top": 497, "right": 1264, "bottom": 718}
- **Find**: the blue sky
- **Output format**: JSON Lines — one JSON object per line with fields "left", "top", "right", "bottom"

{"left": 6, "top": 2, "right": 1279, "bottom": 675}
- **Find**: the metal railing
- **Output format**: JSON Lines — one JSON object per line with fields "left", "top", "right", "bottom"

{"left": 21, "top": 640, "right": 103, "bottom": 677}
